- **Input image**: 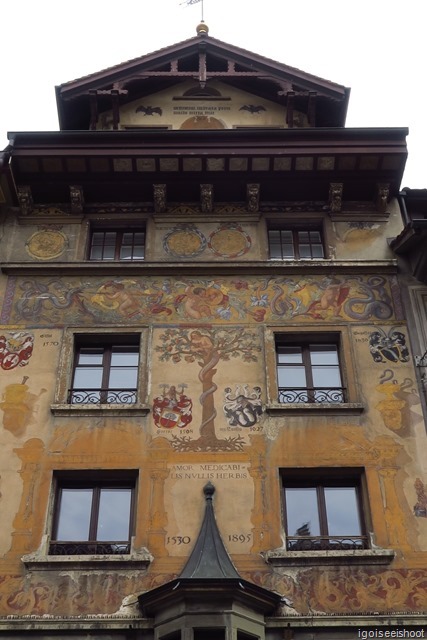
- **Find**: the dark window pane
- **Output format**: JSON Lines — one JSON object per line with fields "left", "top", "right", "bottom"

{"left": 324, "top": 487, "right": 361, "bottom": 536}
{"left": 285, "top": 488, "right": 320, "bottom": 536}
{"left": 97, "top": 488, "right": 132, "bottom": 541}
{"left": 56, "top": 489, "right": 93, "bottom": 540}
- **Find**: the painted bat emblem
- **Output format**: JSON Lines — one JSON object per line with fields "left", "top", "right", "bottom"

{"left": 239, "top": 104, "right": 266, "bottom": 113}
{"left": 136, "top": 105, "right": 163, "bottom": 116}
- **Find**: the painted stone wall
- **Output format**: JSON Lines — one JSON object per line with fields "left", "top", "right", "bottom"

{"left": 1, "top": 208, "right": 427, "bottom": 618}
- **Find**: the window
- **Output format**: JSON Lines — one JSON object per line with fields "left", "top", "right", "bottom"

{"left": 282, "top": 470, "right": 368, "bottom": 551}
{"left": 89, "top": 228, "right": 145, "bottom": 261}
{"left": 268, "top": 226, "right": 324, "bottom": 259}
{"left": 276, "top": 338, "right": 345, "bottom": 403}
{"left": 69, "top": 336, "right": 139, "bottom": 405}
{"left": 49, "top": 473, "right": 136, "bottom": 555}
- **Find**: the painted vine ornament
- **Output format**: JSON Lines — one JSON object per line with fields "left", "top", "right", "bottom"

{"left": 156, "top": 327, "right": 261, "bottom": 451}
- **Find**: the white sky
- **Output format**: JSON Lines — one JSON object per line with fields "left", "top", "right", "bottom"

{"left": 1, "top": 0, "right": 424, "bottom": 188}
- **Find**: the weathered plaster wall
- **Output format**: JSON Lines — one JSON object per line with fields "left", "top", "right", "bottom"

{"left": 1, "top": 205, "right": 427, "bottom": 618}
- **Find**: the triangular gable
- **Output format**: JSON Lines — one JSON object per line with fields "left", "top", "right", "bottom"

{"left": 56, "top": 28, "right": 350, "bottom": 130}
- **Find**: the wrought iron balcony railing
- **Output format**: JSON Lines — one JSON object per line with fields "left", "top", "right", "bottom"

{"left": 278, "top": 387, "right": 346, "bottom": 404}
{"left": 286, "top": 535, "right": 368, "bottom": 551}
{"left": 68, "top": 388, "right": 137, "bottom": 405}
{"left": 49, "top": 541, "right": 131, "bottom": 555}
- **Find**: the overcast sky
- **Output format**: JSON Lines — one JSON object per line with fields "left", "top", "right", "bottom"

{"left": 1, "top": 0, "right": 424, "bottom": 188}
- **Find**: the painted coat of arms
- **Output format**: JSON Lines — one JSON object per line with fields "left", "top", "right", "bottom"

{"left": 153, "top": 384, "right": 193, "bottom": 429}
{"left": 223, "top": 385, "right": 262, "bottom": 427}
{"left": 0, "top": 332, "right": 34, "bottom": 371}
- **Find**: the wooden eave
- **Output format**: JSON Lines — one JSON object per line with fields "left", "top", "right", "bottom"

{"left": 7, "top": 127, "right": 407, "bottom": 207}
{"left": 56, "top": 34, "right": 350, "bottom": 130}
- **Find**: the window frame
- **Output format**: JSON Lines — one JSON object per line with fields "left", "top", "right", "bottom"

{"left": 88, "top": 227, "right": 146, "bottom": 262}
{"left": 51, "top": 328, "right": 149, "bottom": 416}
{"left": 268, "top": 223, "right": 326, "bottom": 260}
{"left": 281, "top": 468, "right": 369, "bottom": 552}
{"left": 49, "top": 471, "right": 138, "bottom": 556}
{"left": 69, "top": 336, "right": 140, "bottom": 405}
{"left": 265, "top": 326, "right": 362, "bottom": 414}
{"left": 276, "top": 338, "right": 345, "bottom": 404}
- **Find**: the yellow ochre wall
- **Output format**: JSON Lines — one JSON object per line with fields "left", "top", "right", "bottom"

{"left": 0, "top": 204, "right": 427, "bottom": 618}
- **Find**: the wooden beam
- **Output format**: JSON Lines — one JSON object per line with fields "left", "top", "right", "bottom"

{"left": 376, "top": 183, "right": 390, "bottom": 213}
{"left": 247, "top": 183, "right": 260, "bottom": 212}
{"left": 286, "top": 92, "right": 295, "bottom": 129}
{"left": 16, "top": 185, "right": 33, "bottom": 216}
{"left": 200, "top": 184, "right": 213, "bottom": 213}
{"left": 329, "top": 182, "right": 343, "bottom": 213}
{"left": 153, "top": 184, "right": 167, "bottom": 213}
{"left": 308, "top": 92, "right": 317, "bottom": 127}
{"left": 70, "top": 185, "right": 84, "bottom": 213}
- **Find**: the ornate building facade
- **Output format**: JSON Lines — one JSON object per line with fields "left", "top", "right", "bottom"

{"left": 0, "top": 23, "right": 426, "bottom": 639}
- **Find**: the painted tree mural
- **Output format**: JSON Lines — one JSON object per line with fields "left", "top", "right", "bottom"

{"left": 156, "top": 327, "right": 261, "bottom": 451}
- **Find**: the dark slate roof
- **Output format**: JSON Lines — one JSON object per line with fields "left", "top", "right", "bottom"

{"left": 179, "top": 481, "right": 241, "bottom": 579}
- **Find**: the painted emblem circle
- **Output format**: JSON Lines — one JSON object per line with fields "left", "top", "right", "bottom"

{"left": 208, "top": 227, "right": 251, "bottom": 258}
{"left": 163, "top": 228, "right": 207, "bottom": 258}
{"left": 26, "top": 230, "right": 67, "bottom": 260}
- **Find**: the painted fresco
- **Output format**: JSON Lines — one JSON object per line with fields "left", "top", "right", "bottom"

{"left": 160, "top": 222, "right": 253, "bottom": 260}
{"left": 154, "top": 327, "right": 261, "bottom": 451}
{"left": 2, "top": 275, "right": 397, "bottom": 326}
{"left": 97, "top": 79, "right": 302, "bottom": 131}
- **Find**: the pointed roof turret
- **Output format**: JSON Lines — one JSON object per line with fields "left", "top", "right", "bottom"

{"left": 179, "top": 481, "right": 241, "bottom": 579}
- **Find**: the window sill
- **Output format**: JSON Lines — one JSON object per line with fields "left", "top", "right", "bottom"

{"left": 22, "top": 544, "right": 153, "bottom": 571}
{"left": 262, "top": 547, "right": 395, "bottom": 566}
{"left": 50, "top": 403, "right": 150, "bottom": 417}
{"left": 266, "top": 402, "right": 364, "bottom": 416}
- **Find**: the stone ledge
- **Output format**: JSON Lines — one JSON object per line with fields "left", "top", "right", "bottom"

{"left": 261, "top": 547, "right": 395, "bottom": 566}
{"left": 50, "top": 403, "right": 150, "bottom": 417}
{"left": 22, "top": 548, "right": 153, "bottom": 571}
{"left": 266, "top": 402, "right": 364, "bottom": 416}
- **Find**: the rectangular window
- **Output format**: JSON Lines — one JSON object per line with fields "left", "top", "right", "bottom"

{"left": 69, "top": 336, "right": 139, "bottom": 405}
{"left": 89, "top": 229, "right": 145, "bottom": 261}
{"left": 49, "top": 473, "right": 136, "bottom": 555}
{"left": 268, "top": 226, "right": 324, "bottom": 260}
{"left": 276, "top": 338, "right": 345, "bottom": 403}
{"left": 282, "top": 470, "right": 368, "bottom": 551}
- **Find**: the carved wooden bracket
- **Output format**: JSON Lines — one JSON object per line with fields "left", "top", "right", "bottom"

{"left": 286, "top": 91, "right": 295, "bottom": 128}
{"left": 200, "top": 184, "right": 213, "bottom": 213}
{"left": 69, "top": 185, "right": 84, "bottom": 214}
{"left": 153, "top": 184, "right": 167, "bottom": 213}
{"left": 329, "top": 182, "right": 343, "bottom": 213}
{"left": 17, "top": 185, "right": 33, "bottom": 216}
{"left": 376, "top": 183, "right": 390, "bottom": 213}
{"left": 308, "top": 92, "right": 317, "bottom": 126}
{"left": 247, "top": 183, "right": 260, "bottom": 212}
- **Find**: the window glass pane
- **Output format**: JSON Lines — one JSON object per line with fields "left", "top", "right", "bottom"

{"left": 312, "top": 244, "right": 325, "bottom": 258}
{"left": 101, "top": 246, "right": 115, "bottom": 260}
{"left": 309, "top": 231, "right": 322, "bottom": 243}
{"left": 310, "top": 345, "right": 339, "bottom": 365}
{"left": 312, "top": 366, "right": 342, "bottom": 388}
{"left": 109, "top": 368, "right": 138, "bottom": 389}
{"left": 299, "top": 244, "right": 312, "bottom": 258}
{"left": 104, "top": 232, "right": 117, "bottom": 244}
{"left": 110, "top": 350, "right": 139, "bottom": 366}
{"left": 91, "top": 232, "right": 106, "bottom": 246}
{"left": 77, "top": 350, "right": 104, "bottom": 365}
{"left": 285, "top": 488, "right": 320, "bottom": 536}
{"left": 73, "top": 367, "right": 103, "bottom": 388}
{"left": 56, "top": 489, "right": 93, "bottom": 540}
{"left": 324, "top": 487, "right": 361, "bottom": 536}
{"left": 97, "top": 488, "right": 132, "bottom": 540}
{"left": 277, "top": 366, "right": 307, "bottom": 388}
{"left": 120, "top": 246, "right": 133, "bottom": 260}
{"left": 277, "top": 346, "right": 303, "bottom": 364}
{"left": 90, "top": 246, "right": 103, "bottom": 260}
{"left": 298, "top": 231, "right": 309, "bottom": 243}
{"left": 281, "top": 244, "right": 295, "bottom": 258}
